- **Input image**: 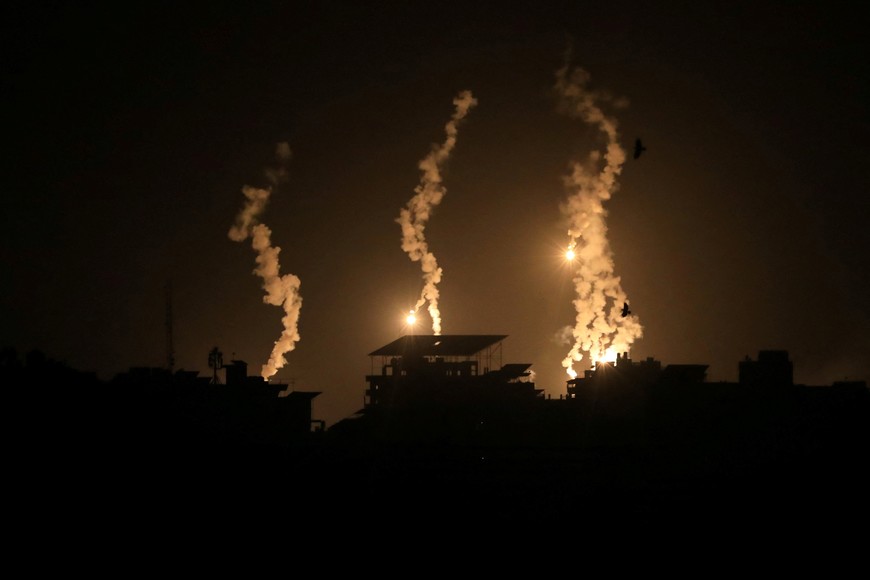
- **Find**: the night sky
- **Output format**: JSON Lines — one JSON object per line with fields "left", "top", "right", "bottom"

{"left": 3, "top": 1, "right": 867, "bottom": 427}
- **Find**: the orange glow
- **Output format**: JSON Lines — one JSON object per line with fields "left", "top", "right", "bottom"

{"left": 405, "top": 310, "right": 416, "bottom": 325}
{"left": 564, "top": 239, "right": 577, "bottom": 262}
{"left": 592, "top": 347, "right": 619, "bottom": 366}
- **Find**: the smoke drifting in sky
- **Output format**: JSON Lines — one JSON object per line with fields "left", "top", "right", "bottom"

{"left": 555, "top": 65, "right": 643, "bottom": 378}
{"left": 397, "top": 90, "right": 478, "bottom": 335}
{"left": 228, "top": 142, "right": 302, "bottom": 379}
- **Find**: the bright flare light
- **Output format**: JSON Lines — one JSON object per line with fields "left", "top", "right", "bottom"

{"left": 564, "top": 241, "right": 577, "bottom": 262}
{"left": 406, "top": 310, "right": 417, "bottom": 325}
{"left": 592, "top": 347, "right": 619, "bottom": 367}
{"left": 556, "top": 62, "right": 644, "bottom": 380}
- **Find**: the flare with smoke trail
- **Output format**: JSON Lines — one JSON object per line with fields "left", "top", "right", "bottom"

{"left": 396, "top": 90, "right": 477, "bottom": 335}
{"left": 228, "top": 142, "right": 302, "bottom": 379}
{"left": 555, "top": 65, "right": 643, "bottom": 379}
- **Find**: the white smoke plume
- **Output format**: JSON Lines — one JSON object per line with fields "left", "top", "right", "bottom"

{"left": 396, "top": 90, "right": 477, "bottom": 335}
{"left": 555, "top": 64, "right": 643, "bottom": 379}
{"left": 228, "top": 142, "right": 303, "bottom": 379}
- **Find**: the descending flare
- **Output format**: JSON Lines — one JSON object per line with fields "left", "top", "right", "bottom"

{"left": 228, "top": 142, "right": 302, "bottom": 379}
{"left": 555, "top": 64, "right": 643, "bottom": 379}
{"left": 397, "top": 90, "right": 477, "bottom": 335}
{"left": 565, "top": 243, "right": 576, "bottom": 261}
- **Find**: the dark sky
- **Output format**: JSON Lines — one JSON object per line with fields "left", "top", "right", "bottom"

{"left": 3, "top": 1, "right": 867, "bottom": 426}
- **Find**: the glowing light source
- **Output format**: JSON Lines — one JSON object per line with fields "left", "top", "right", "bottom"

{"left": 564, "top": 240, "right": 577, "bottom": 261}
{"left": 397, "top": 91, "right": 477, "bottom": 336}
{"left": 556, "top": 63, "right": 643, "bottom": 380}
{"left": 405, "top": 310, "right": 417, "bottom": 325}
{"left": 592, "top": 347, "right": 619, "bottom": 367}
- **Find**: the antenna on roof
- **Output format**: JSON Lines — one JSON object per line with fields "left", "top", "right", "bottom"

{"left": 165, "top": 280, "right": 175, "bottom": 373}
{"left": 208, "top": 347, "right": 223, "bottom": 384}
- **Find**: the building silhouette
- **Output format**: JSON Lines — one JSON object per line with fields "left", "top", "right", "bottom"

{"left": 323, "top": 339, "right": 868, "bottom": 526}
{"left": 3, "top": 340, "right": 867, "bottom": 529}
{"left": 325, "top": 335, "right": 542, "bottom": 445}
{"left": 110, "top": 358, "right": 322, "bottom": 447}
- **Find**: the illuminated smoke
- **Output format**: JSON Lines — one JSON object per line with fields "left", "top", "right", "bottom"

{"left": 228, "top": 142, "right": 302, "bottom": 379}
{"left": 555, "top": 64, "right": 643, "bottom": 378}
{"left": 396, "top": 90, "right": 477, "bottom": 335}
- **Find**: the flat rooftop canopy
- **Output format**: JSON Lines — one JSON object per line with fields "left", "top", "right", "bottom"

{"left": 369, "top": 335, "right": 507, "bottom": 357}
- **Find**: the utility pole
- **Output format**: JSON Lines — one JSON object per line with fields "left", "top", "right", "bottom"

{"left": 165, "top": 281, "right": 175, "bottom": 373}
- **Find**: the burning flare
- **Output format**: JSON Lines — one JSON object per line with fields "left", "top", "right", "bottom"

{"left": 565, "top": 243, "right": 576, "bottom": 261}
{"left": 397, "top": 90, "right": 477, "bottom": 335}
{"left": 228, "top": 142, "right": 302, "bottom": 379}
{"left": 555, "top": 63, "right": 643, "bottom": 378}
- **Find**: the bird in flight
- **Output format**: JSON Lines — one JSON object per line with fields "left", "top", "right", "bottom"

{"left": 633, "top": 138, "right": 646, "bottom": 159}
{"left": 620, "top": 302, "right": 631, "bottom": 317}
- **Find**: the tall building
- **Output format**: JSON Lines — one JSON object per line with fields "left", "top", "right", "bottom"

{"left": 330, "top": 335, "right": 542, "bottom": 443}
{"left": 365, "top": 334, "right": 541, "bottom": 408}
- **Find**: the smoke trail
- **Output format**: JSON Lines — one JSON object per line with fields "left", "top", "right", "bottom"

{"left": 397, "top": 90, "right": 477, "bottom": 335}
{"left": 228, "top": 142, "right": 302, "bottom": 379}
{"left": 555, "top": 64, "right": 643, "bottom": 379}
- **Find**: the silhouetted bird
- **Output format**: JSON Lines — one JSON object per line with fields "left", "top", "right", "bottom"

{"left": 633, "top": 138, "right": 646, "bottom": 159}
{"left": 621, "top": 302, "right": 631, "bottom": 317}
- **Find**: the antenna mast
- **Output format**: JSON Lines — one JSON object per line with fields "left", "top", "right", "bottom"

{"left": 165, "top": 281, "right": 175, "bottom": 373}
{"left": 208, "top": 347, "right": 223, "bottom": 384}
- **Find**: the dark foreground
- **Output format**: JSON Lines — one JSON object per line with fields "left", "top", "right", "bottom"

{"left": 11, "top": 377, "right": 869, "bottom": 535}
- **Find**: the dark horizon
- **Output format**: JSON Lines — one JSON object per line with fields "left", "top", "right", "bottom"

{"left": 4, "top": 338, "right": 866, "bottom": 429}
{"left": 7, "top": 337, "right": 868, "bottom": 530}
